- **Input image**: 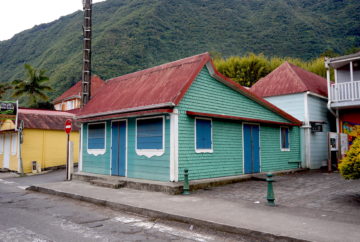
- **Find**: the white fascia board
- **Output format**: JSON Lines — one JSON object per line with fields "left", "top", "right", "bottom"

{"left": 77, "top": 102, "right": 175, "bottom": 119}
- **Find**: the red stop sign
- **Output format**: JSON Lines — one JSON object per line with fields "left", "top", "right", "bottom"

{"left": 65, "top": 119, "right": 72, "bottom": 134}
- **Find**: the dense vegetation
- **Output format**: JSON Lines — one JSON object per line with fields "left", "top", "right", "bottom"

{"left": 213, "top": 53, "right": 330, "bottom": 87}
{"left": 0, "top": 0, "right": 359, "bottom": 103}
{"left": 339, "top": 138, "right": 360, "bottom": 180}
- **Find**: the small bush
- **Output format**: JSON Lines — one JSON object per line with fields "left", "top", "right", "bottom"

{"left": 339, "top": 137, "right": 360, "bottom": 180}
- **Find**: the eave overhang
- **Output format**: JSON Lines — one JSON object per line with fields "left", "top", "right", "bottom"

{"left": 187, "top": 111, "right": 302, "bottom": 126}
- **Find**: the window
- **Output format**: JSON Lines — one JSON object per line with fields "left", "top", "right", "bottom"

{"left": 66, "top": 100, "right": 74, "bottom": 110}
{"left": 11, "top": 133, "right": 17, "bottom": 155}
{"left": 136, "top": 117, "right": 163, "bottom": 150}
{"left": 280, "top": 127, "right": 290, "bottom": 151}
{"left": 195, "top": 118, "right": 213, "bottom": 152}
{"left": 88, "top": 123, "right": 106, "bottom": 150}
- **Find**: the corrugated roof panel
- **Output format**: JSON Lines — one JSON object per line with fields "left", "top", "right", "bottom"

{"left": 53, "top": 75, "right": 105, "bottom": 103}
{"left": 18, "top": 108, "right": 79, "bottom": 131}
{"left": 250, "top": 62, "right": 328, "bottom": 98}
{"left": 78, "top": 53, "right": 210, "bottom": 117}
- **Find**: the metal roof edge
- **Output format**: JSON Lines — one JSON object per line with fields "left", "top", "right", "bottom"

{"left": 186, "top": 111, "right": 301, "bottom": 126}
{"left": 205, "top": 60, "right": 302, "bottom": 125}
{"left": 76, "top": 102, "right": 175, "bottom": 119}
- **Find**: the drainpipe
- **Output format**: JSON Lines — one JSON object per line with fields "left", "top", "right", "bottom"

{"left": 303, "top": 92, "right": 311, "bottom": 168}
{"left": 325, "top": 59, "right": 338, "bottom": 122}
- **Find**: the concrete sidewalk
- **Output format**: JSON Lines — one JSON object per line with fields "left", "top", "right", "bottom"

{"left": 28, "top": 181, "right": 360, "bottom": 242}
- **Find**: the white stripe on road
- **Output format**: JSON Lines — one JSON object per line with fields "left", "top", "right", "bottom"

{"left": 0, "top": 179, "right": 15, "bottom": 184}
{"left": 17, "top": 186, "right": 29, "bottom": 190}
{"left": 113, "top": 216, "right": 214, "bottom": 242}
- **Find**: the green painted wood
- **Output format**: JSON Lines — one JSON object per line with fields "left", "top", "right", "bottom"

{"left": 82, "top": 121, "right": 111, "bottom": 175}
{"left": 260, "top": 126, "right": 301, "bottom": 172}
{"left": 126, "top": 116, "right": 170, "bottom": 181}
{"left": 177, "top": 67, "right": 301, "bottom": 180}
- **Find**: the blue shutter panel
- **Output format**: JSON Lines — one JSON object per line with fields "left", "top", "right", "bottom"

{"left": 137, "top": 118, "right": 163, "bottom": 149}
{"left": 285, "top": 128, "right": 289, "bottom": 148}
{"left": 88, "top": 123, "right": 105, "bottom": 149}
{"left": 196, "top": 119, "right": 212, "bottom": 149}
{"left": 281, "top": 127, "right": 289, "bottom": 149}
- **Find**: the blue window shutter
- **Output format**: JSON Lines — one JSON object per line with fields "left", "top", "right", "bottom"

{"left": 88, "top": 123, "right": 105, "bottom": 149}
{"left": 281, "top": 127, "right": 289, "bottom": 149}
{"left": 196, "top": 119, "right": 212, "bottom": 149}
{"left": 137, "top": 118, "right": 163, "bottom": 149}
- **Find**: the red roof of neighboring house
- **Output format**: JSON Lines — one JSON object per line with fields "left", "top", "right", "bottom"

{"left": 250, "top": 62, "right": 328, "bottom": 98}
{"left": 77, "top": 53, "right": 301, "bottom": 125}
{"left": 18, "top": 108, "right": 79, "bottom": 131}
{"left": 53, "top": 75, "right": 105, "bottom": 103}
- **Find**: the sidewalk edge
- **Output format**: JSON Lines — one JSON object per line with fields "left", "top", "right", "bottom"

{"left": 27, "top": 185, "right": 308, "bottom": 242}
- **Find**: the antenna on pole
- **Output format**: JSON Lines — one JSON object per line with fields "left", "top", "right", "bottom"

{"left": 81, "top": 0, "right": 92, "bottom": 107}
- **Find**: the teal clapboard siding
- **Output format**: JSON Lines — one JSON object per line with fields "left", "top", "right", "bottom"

{"left": 127, "top": 116, "right": 170, "bottom": 181}
{"left": 82, "top": 115, "right": 171, "bottom": 181}
{"left": 308, "top": 95, "right": 331, "bottom": 169}
{"left": 82, "top": 121, "right": 111, "bottom": 175}
{"left": 261, "top": 126, "right": 301, "bottom": 172}
{"left": 177, "top": 67, "right": 301, "bottom": 180}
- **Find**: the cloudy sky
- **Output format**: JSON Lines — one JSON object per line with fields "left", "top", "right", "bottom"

{"left": 0, "top": 0, "right": 105, "bottom": 41}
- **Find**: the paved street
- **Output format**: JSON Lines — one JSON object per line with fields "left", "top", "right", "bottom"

{"left": 194, "top": 170, "right": 360, "bottom": 224}
{"left": 0, "top": 170, "right": 249, "bottom": 242}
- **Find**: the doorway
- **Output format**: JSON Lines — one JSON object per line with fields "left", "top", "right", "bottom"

{"left": 243, "top": 124, "right": 260, "bottom": 174}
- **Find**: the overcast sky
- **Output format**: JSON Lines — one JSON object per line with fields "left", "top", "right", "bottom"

{"left": 0, "top": 0, "right": 105, "bottom": 41}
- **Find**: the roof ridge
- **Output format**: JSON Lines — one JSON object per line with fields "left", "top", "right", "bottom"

{"left": 285, "top": 62, "right": 309, "bottom": 91}
{"left": 107, "top": 53, "right": 209, "bottom": 83}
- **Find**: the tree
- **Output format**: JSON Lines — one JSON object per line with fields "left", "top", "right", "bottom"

{"left": 339, "top": 137, "right": 360, "bottom": 180}
{"left": 214, "top": 54, "right": 270, "bottom": 87}
{"left": 12, "top": 64, "right": 53, "bottom": 106}
{"left": 0, "top": 83, "right": 11, "bottom": 99}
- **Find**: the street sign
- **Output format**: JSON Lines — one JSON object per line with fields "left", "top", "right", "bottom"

{"left": 65, "top": 119, "right": 72, "bottom": 134}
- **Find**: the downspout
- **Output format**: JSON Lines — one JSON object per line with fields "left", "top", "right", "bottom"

{"left": 303, "top": 92, "right": 311, "bottom": 169}
{"left": 325, "top": 59, "right": 337, "bottom": 120}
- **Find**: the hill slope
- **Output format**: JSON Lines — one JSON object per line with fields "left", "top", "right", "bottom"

{"left": 0, "top": 0, "right": 359, "bottom": 100}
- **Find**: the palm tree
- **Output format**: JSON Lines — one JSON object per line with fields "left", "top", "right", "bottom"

{"left": 12, "top": 64, "right": 53, "bottom": 105}
{"left": 0, "top": 83, "right": 11, "bottom": 99}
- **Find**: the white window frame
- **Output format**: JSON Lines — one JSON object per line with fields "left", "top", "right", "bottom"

{"left": 280, "top": 126, "right": 290, "bottom": 151}
{"left": 87, "top": 122, "right": 106, "bottom": 156}
{"left": 135, "top": 116, "right": 165, "bottom": 158}
{"left": 11, "top": 133, "right": 17, "bottom": 155}
{"left": 194, "top": 117, "right": 213, "bottom": 153}
{"left": 0, "top": 134, "right": 4, "bottom": 154}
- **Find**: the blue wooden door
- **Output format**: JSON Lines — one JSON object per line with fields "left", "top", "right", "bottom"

{"left": 244, "top": 124, "right": 260, "bottom": 174}
{"left": 111, "top": 121, "right": 126, "bottom": 176}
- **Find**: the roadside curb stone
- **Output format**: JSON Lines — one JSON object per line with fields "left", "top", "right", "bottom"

{"left": 27, "top": 185, "right": 308, "bottom": 242}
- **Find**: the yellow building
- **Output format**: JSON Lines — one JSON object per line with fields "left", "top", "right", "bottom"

{"left": 0, "top": 108, "right": 79, "bottom": 173}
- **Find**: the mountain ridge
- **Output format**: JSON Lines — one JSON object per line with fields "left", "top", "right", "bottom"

{"left": 0, "top": 0, "right": 359, "bottom": 100}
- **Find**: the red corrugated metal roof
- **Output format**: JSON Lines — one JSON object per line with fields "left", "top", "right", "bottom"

{"left": 77, "top": 53, "right": 210, "bottom": 117}
{"left": 77, "top": 53, "right": 301, "bottom": 125}
{"left": 18, "top": 108, "right": 79, "bottom": 131}
{"left": 53, "top": 75, "right": 105, "bottom": 103}
{"left": 250, "top": 62, "right": 328, "bottom": 98}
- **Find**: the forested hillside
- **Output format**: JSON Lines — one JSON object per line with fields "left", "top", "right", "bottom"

{"left": 0, "top": 0, "right": 359, "bottom": 101}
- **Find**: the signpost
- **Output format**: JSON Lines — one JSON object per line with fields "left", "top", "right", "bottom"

{"left": 65, "top": 119, "right": 72, "bottom": 180}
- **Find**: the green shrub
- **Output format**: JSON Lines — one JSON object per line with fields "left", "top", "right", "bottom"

{"left": 339, "top": 137, "right": 360, "bottom": 180}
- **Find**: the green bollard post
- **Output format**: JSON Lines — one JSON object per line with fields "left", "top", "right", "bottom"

{"left": 183, "top": 168, "right": 190, "bottom": 195}
{"left": 266, "top": 173, "right": 275, "bottom": 206}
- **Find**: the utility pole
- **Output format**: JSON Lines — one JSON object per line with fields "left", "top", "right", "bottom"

{"left": 81, "top": 0, "right": 92, "bottom": 107}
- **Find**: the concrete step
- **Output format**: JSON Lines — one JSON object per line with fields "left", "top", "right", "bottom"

{"left": 90, "top": 179, "right": 125, "bottom": 189}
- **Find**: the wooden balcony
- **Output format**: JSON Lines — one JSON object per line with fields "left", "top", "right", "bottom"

{"left": 330, "top": 80, "right": 360, "bottom": 102}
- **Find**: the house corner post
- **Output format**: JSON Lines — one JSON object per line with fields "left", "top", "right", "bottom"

{"left": 170, "top": 109, "right": 179, "bottom": 182}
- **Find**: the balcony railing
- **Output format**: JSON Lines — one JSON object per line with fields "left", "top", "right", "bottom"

{"left": 330, "top": 80, "right": 360, "bottom": 102}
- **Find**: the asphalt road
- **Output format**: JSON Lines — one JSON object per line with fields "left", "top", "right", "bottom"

{"left": 0, "top": 170, "right": 248, "bottom": 242}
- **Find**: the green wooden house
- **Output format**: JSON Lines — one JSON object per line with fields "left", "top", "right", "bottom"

{"left": 76, "top": 53, "right": 302, "bottom": 181}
